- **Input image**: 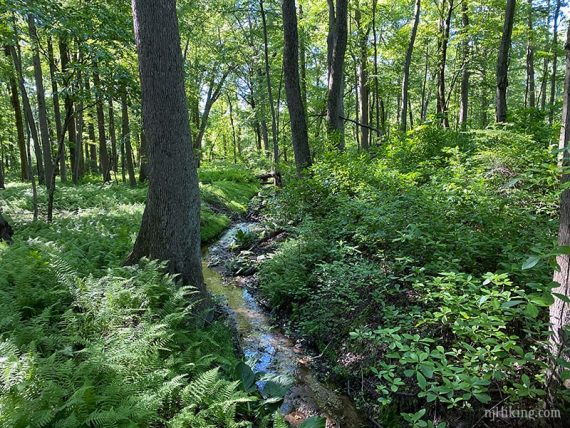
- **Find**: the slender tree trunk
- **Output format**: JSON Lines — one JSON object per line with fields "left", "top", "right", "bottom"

{"left": 28, "top": 15, "right": 53, "bottom": 188}
{"left": 47, "top": 37, "right": 66, "bottom": 182}
{"left": 260, "top": 0, "right": 279, "bottom": 171}
{"left": 299, "top": 4, "right": 308, "bottom": 113}
{"left": 5, "top": 47, "right": 28, "bottom": 181}
{"left": 436, "top": 0, "right": 454, "bottom": 128}
{"left": 355, "top": 2, "right": 370, "bottom": 148}
{"left": 74, "top": 54, "right": 85, "bottom": 184}
{"left": 549, "top": 0, "right": 561, "bottom": 124}
{"left": 121, "top": 91, "right": 137, "bottom": 187}
{"left": 92, "top": 65, "right": 111, "bottom": 182}
{"left": 550, "top": 23, "right": 570, "bottom": 388}
{"left": 128, "top": 0, "right": 206, "bottom": 304}
{"left": 59, "top": 39, "right": 79, "bottom": 183}
{"left": 283, "top": 0, "right": 311, "bottom": 173}
{"left": 372, "top": 0, "right": 381, "bottom": 140}
{"left": 459, "top": 0, "right": 470, "bottom": 129}
{"left": 541, "top": 0, "right": 551, "bottom": 111}
{"left": 400, "top": 0, "right": 421, "bottom": 131}
{"left": 495, "top": 0, "right": 516, "bottom": 123}
{"left": 228, "top": 94, "right": 238, "bottom": 164}
{"left": 108, "top": 98, "right": 118, "bottom": 175}
{"left": 326, "top": 0, "right": 348, "bottom": 149}
{"left": 526, "top": 0, "right": 536, "bottom": 109}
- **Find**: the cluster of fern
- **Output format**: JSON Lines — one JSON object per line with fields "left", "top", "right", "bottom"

{"left": 0, "top": 171, "right": 289, "bottom": 427}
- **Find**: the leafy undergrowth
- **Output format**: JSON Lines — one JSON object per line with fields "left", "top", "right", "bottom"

{"left": 0, "top": 166, "right": 298, "bottom": 427}
{"left": 259, "top": 126, "right": 568, "bottom": 426}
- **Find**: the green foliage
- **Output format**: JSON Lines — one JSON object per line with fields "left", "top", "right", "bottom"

{"left": 0, "top": 166, "right": 273, "bottom": 427}
{"left": 259, "top": 129, "right": 560, "bottom": 424}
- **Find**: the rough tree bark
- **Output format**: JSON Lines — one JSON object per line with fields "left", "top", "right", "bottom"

{"left": 127, "top": 0, "right": 207, "bottom": 303}
{"left": 550, "top": 23, "right": 570, "bottom": 388}
{"left": 326, "top": 0, "right": 348, "bottom": 149}
{"left": 495, "top": 0, "right": 516, "bottom": 123}
{"left": 282, "top": 0, "right": 311, "bottom": 173}
{"left": 400, "top": 0, "right": 421, "bottom": 132}
{"left": 47, "top": 37, "right": 65, "bottom": 182}
{"left": 355, "top": 1, "right": 370, "bottom": 148}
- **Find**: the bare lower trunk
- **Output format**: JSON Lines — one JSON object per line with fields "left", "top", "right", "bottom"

{"left": 93, "top": 65, "right": 111, "bottom": 182}
{"left": 108, "top": 98, "right": 118, "bottom": 175}
{"left": 283, "top": 0, "right": 311, "bottom": 173}
{"left": 121, "top": 91, "right": 137, "bottom": 187}
{"left": 436, "top": 0, "right": 453, "bottom": 128}
{"left": 495, "top": 0, "right": 516, "bottom": 123}
{"left": 128, "top": 0, "right": 207, "bottom": 306}
{"left": 459, "top": 1, "right": 470, "bottom": 129}
{"left": 549, "top": 0, "right": 561, "bottom": 124}
{"left": 47, "top": 37, "right": 65, "bottom": 182}
{"left": 400, "top": 0, "right": 421, "bottom": 131}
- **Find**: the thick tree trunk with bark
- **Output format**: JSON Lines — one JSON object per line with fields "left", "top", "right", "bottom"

{"left": 283, "top": 0, "right": 311, "bottom": 173}
{"left": 550, "top": 24, "right": 570, "bottom": 388}
{"left": 128, "top": 0, "right": 206, "bottom": 304}
{"left": 459, "top": 1, "right": 470, "bottom": 129}
{"left": 121, "top": 91, "right": 137, "bottom": 187}
{"left": 495, "top": 0, "right": 516, "bottom": 123}
{"left": 400, "top": 0, "right": 421, "bottom": 132}
{"left": 326, "top": 0, "right": 348, "bottom": 149}
{"left": 28, "top": 15, "right": 53, "bottom": 188}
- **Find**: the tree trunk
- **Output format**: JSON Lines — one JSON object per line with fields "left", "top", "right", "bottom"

{"left": 549, "top": 0, "right": 561, "bottom": 124}
{"left": 299, "top": 4, "right": 308, "bottom": 113}
{"left": 355, "top": 2, "right": 370, "bottom": 148}
{"left": 436, "top": 0, "right": 454, "bottom": 128}
{"left": 283, "top": 0, "right": 312, "bottom": 173}
{"left": 108, "top": 98, "right": 118, "bottom": 175}
{"left": 28, "top": 15, "right": 53, "bottom": 188}
{"left": 550, "top": 23, "right": 570, "bottom": 388}
{"left": 495, "top": 0, "right": 516, "bottom": 123}
{"left": 128, "top": 0, "right": 206, "bottom": 304}
{"left": 525, "top": 0, "right": 536, "bottom": 109}
{"left": 400, "top": 0, "right": 421, "bottom": 131}
{"left": 459, "top": 0, "right": 470, "bottom": 129}
{"left": 47, "top": 37, "right": 65, "bottom": 182}
{"left": 326, "top": 0, "right": 348, "bottom": 149}
{"left": 5, "top": 47, "right": 28, "bottom": 181}
{"left": 139, "top": 130, "right": 149, "bottom": 183}
{"left": 93, "top": 65, "right": 111, "bottom": 182}
{"left": 121, "top": 91, "right": 137, "bottom": 187}
{"left": 260, "top": 0, "right": 279, "bottom": 170}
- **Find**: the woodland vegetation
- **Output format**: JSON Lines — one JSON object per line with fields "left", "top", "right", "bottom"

{"left": 1, "top": 0, "right": 570, "bottom": 426}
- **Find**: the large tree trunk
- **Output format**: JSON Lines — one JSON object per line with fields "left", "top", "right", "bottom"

{"left": 47, "top": 37, "right": 65, "bottom": 183}
{"left": 550, "top": 23, "right": 570, "bottom": 389}
{"left": 326, "top": 0, "right": 348, "bottom": 149}
{"left": 495, "top": 0, "right": 516, "bottom": 123}
{"left": 525, "top": 0, "right": 536, "bottom": 109}
{"left": 459, "top": 0, "right": 470, "bottom": 129}
{"left": 5, "top": 47, "right": 28, "bottom": 181}
{"left": 128, "top": 0, "right": 206, "bottom": 304}
{"left": 28, "top": 15, "right": 54, "bottom": 189}
{"left": 436, "top": 0, "right": 453, "bottom": 128}
{"left": 121, "top": 91, "right": 137, "bottom": 187}
{"left": 8, "top": 44, "right": 44, "bottom": 183}
{"left": 92, "top": 65, "right": 111, "bottom": 182}
{"left": 260, "top": 0, "right": 280, "bottom": 171}
{"left": 549, "top": 0, "right": 561, "bottom": 124}
{"left": 400, "top": 0, "right": 421, "bottom": 132}
{"left": 283, "top": 0, "right": 311, "bottom": 173}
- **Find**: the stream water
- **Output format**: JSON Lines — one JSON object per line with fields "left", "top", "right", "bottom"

{"left": 202, "top": 223, "right": 370, "bottom": 428}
